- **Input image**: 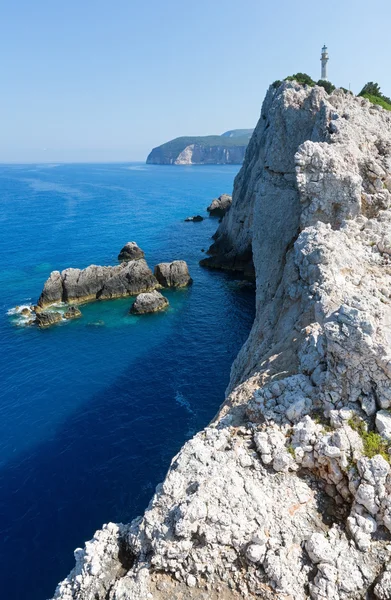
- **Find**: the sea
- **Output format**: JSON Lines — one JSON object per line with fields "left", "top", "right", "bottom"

{"left": 0, "top": 163, "right": 255, "bottom": 600}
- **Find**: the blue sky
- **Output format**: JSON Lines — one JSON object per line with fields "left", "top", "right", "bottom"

{"left": 1, "top": 0, "right": 390, "bottom": 162}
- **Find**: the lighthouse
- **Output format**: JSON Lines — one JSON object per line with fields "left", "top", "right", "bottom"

{"left": 321, "top": 45, "right": 329, "bottom": 80}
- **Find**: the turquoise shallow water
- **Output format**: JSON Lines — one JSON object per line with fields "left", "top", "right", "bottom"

{"left": 0, "top": 163, "right": 255, "bottom": 599}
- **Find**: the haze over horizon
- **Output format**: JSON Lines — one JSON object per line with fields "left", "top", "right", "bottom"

{"left": 1, "top": 0, "right": 390, "bottom": 163}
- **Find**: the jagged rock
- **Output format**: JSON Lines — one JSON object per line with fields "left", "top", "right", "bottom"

{"left": 154, "top": 261, "right": 192, "bottom": 288}
{"left": 35, "top": 311, "right": 62, "bottom": 328}
{"left": 39, "top": 270, "right": 63, "bottom": 306}
{"left": 375, "top": 569, "right": 391, "bottom": 599}
{"left": 53, "top": 83, "right": 391, "bottom": 599}
{"left": 207, "top": 194, "right": 232, "bottom": 217}
{"left": 376, "top": 410, "right": 391, "bottom": 440}
{"left": 64, "top": 306, "right": 82, "bottom": 320}
{"left": 38, "top": 260, "right": 158, "bottom": 307}
{"left": 184, "top": 215, "right": 204, "bottom": 222}
{"left": 130, "top": 291, "right": 169, "bottom": 315}
{"left": 118, "top": 242, "right": 145, "bottom": 262}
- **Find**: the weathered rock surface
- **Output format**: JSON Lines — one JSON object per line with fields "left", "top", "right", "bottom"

{"left": 38, "top": 260, "right": 158, "bottom": 307}
{"left": 207, "top": 194, "right": 232, "bottom": 217}
{"left": 118, "top": 242, "right": 145, "bottom": 262}
{"left": 35, "top": 311, "right": 62, "bottom": 328}
{"left": 154, "top": 261, "right": 192, "bottom": 288}
{"left": 130, "top": 290, "right": 169, "bottom": 315}
{"left": 53, "top": 83, "right": 391, "bottom": 599}
{"left": 64, "top": 306, "right": 82, "bottom": 320}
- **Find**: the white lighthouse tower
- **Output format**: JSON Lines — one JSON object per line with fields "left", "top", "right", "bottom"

{"left": 321, "top": 45, "right": 329, "bottom": 80}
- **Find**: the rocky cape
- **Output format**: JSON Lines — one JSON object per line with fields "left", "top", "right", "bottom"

{"left": 146, "top": 130, "right": 253, "bottom": 165}
{"left": 53, "top": 82, "right": 391, "bottom": 599}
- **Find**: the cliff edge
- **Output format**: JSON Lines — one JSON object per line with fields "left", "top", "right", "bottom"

{"left": 53, "top": 82, "right": 391, "bottom": 600}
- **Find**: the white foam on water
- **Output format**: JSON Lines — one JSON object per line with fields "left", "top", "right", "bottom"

{"left": 7, "top": 304, "right": 31, "bottom": 316}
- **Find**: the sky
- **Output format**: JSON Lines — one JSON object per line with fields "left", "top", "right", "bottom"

{"left": 0, "top": 0, "right": 390, "bottom": 163}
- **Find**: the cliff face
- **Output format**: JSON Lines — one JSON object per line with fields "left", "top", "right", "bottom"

{"left": 146, "top": 131, "right": 253, "bottom": 165}
{"left": 53, "top": 83, "right": 391, "bottom": 600}
{"left": 174, "top": 144, "right": 247, "bottom": 165}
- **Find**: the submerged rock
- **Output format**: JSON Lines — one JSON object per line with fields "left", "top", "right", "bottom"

{"left": 118, "top": 241, "right": 145, "bottom": 262}
{"left": 35, "top": 311, "right": 62, "bottom": 328}
{"left": 130, "top": 290, "right": 169, "bottom": 314}
{"left": 64, "top": 306, "right": 82, "bottom": 320}
{"left": 154, "top": 260, "right": 192, "bottom": 288}
{"left": 184, "top": 215, "right": 203, "bottom": 222}
{"left": 207, "top": 193, "right": 232, "bottom": 217}
{"left": 38, "top": 260, "right": 158, "bottom": 307}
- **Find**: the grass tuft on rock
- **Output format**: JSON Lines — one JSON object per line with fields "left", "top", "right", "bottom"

{"left": 348, "top": 415, "right": 391, "bottom": 463}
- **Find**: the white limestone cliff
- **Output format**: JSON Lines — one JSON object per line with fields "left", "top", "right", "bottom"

{"left": 52, "top": 82, "right": 391, "bottom": 599}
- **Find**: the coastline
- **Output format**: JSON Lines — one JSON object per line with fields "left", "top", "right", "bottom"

{"left": 53, "top": 83, "right": 391, "bottom": 599}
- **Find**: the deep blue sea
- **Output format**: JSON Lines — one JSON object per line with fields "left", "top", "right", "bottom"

{"left": 0, "top": 163, "right": 255, "bottom": 600}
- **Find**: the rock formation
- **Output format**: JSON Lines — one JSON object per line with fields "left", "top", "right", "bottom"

{"left": 35, "top": 311, "right": 62, "bottom": 328}
{"left": 118, "top": 242, "right": 145, "bottom": 262}
{"left": 184, "top": 215, "right": 204, "bottom": 222}
{"left": 130, "top": 290, "right": 169, "bottom": 315}
{"left": 207, "top": 193, "right": 232, "bottom": 217}
{"left": 154, "top": 261, "right": 192, "bottom": 288}
{"left": 53, "top": 83, "right": 391, "bottom": 599}
{"left": 38, "top": 260, "right": 158, "bottom": 308}
{"left": 64, "top": 306, "right": 82, "bottom": 320}
{"left": 146, "top": 130, "right": 253, "bottom": 165}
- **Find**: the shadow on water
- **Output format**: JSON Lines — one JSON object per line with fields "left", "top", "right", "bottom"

{"left": 0, "top": 283, "right": 255, "bottom": 600}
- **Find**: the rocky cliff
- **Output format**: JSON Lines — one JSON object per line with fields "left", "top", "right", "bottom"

{"left": 146, "top": 130, "right": 253, "bottom": 165}
{"left": 52, "top": 82, "right": 391, "bottom": 600}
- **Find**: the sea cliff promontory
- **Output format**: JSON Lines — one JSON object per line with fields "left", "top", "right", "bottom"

{"left": 53, "top": 82, "right": 391, "bottom": 599}
{"left": 146, "top": 130, "right": 253, "bottom": 165}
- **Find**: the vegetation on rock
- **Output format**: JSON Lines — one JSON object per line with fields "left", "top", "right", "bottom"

{"left": 359, "top": 82, "right": 391, "bottom": 111}
{"left": 348, "top": 415, "right": 391, "bottom": 462}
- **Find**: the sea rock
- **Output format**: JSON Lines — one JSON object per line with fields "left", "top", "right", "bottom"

{"left": 130, "top": 290, "right": 169, "bottom": 315}
{"left": 118, "top": 242, "right": 145, "bottom": 262}
{"left": 38, "top": 260, "right": 158, "bottom": 307}
{"left": 207, "top": 194, "right": 232, "bottom": 217}
{"left": 154, "top": 260, "right": 192, "bottom": 288}
{"left": 184, "top": 215, "right": 203, "bottom": 222}
{"left": 35, "top": 311, "right": 62, "bottom": 328}
{"left": 38, "top": 270, "right": 63, "bottom": 306}
{"left": 64, "top": 306, "right": 82, "bottom": 320}
{"left": 53, "top": 83, "right": 391, "bottom": 599}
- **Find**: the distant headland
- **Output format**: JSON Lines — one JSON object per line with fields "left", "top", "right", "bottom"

{"left": 146, "top": 129, "right": 253, "bottom": 165}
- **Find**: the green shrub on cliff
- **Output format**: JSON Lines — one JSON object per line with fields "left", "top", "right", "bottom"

{"left": 285, "top": 73, "right": 316, "bottom": 87}
{"left": 284, "top": 74, "right": 336, "bottom": 94}
{"left": 317, "top": 79, "right": 335, "bottom": 94}
{"left": 361, "top": 93, "right": 391, "bottom": 111}
{"left": 359, "top": 82, "right": 391, "bottom": 111}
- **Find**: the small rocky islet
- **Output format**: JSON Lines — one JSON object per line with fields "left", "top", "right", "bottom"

{"left": 184, "top": 194, "right": 232, "bottom": 223}
{"left": 13, "top": 243, "right": 192, "bottom": 327}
